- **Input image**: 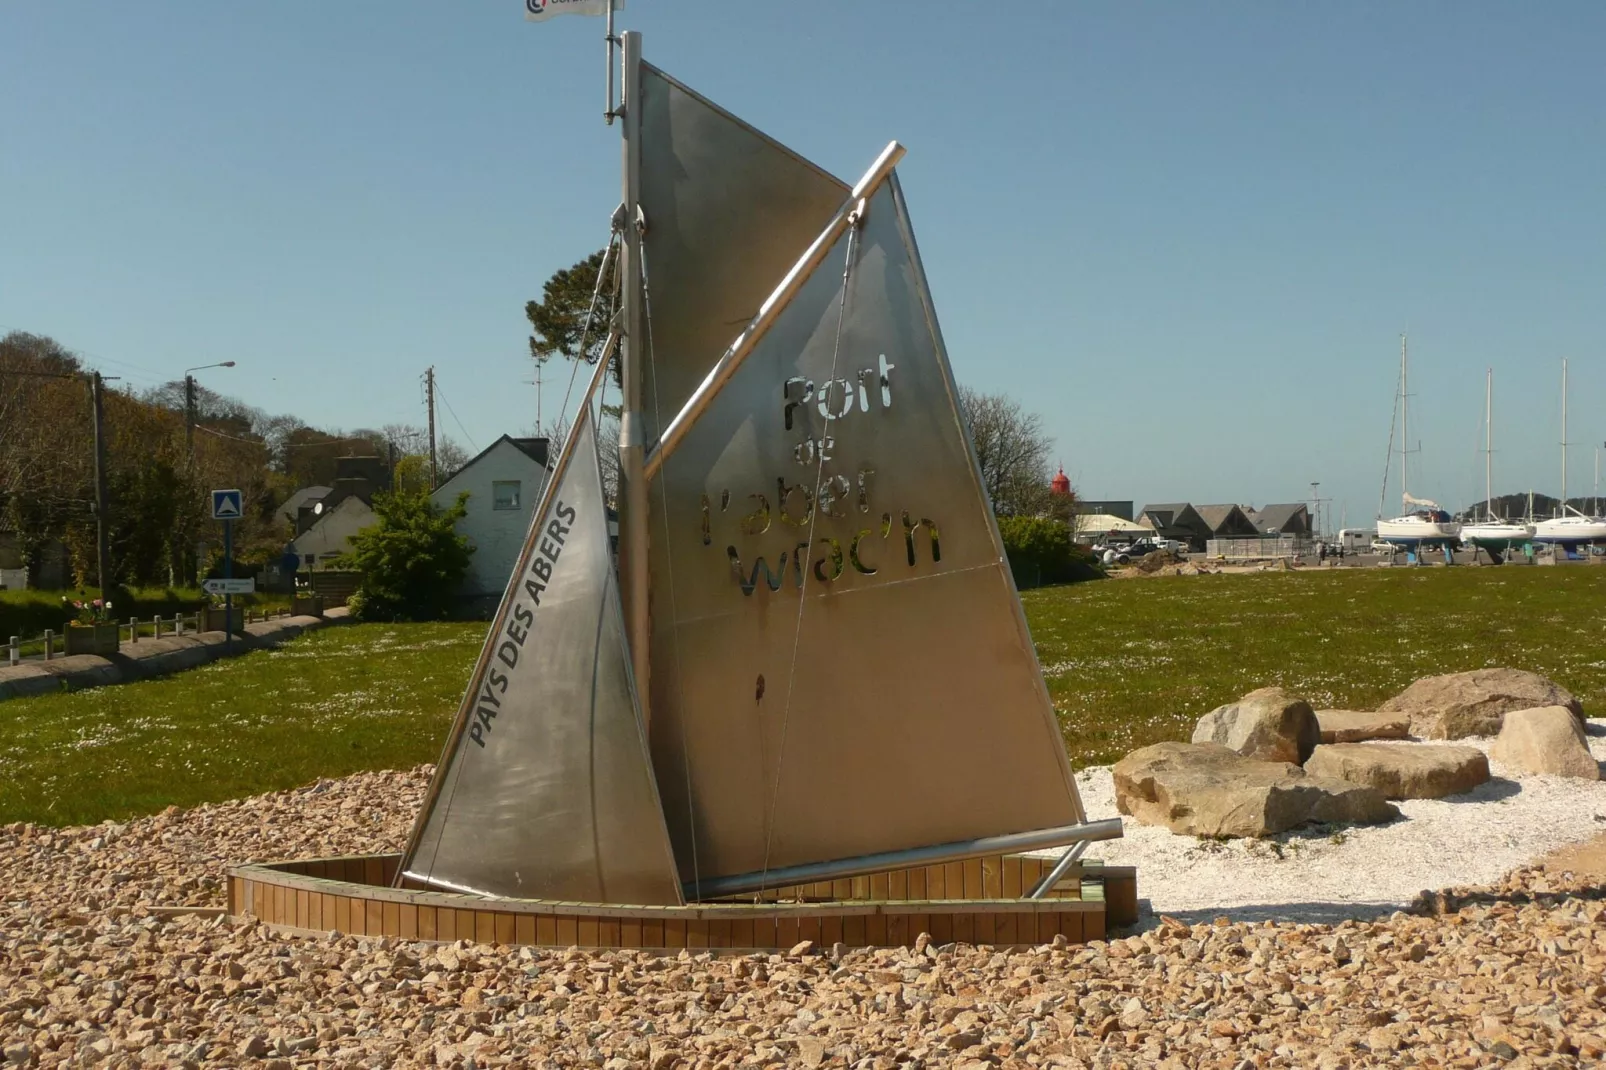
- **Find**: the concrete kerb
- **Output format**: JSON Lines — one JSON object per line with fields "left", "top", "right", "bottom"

{"left": 0, "top": 607, "right": 351, "bottom": 701}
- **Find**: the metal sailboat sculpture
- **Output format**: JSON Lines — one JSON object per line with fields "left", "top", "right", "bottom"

{"left": 397, "top": 31, "right": 1106, "bottom": 907}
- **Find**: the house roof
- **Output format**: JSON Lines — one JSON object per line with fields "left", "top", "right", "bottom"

{"left": 1074, "top": 514, "right": 1149, "bottom": 533}
{"left": 1138, "top": 503, "right": 1203, "bottom": 527}
{"left": 1253, "top": 503, "right": 1310, "bottom": 533}
{"left": 1194, "top": 504, "right": 1259, "bottom": 534}
{"left": 438, "top": 435, "right": 552, "bottom": 492}
{"left": 279, "top": 485, "right": 332, "bottom": 524}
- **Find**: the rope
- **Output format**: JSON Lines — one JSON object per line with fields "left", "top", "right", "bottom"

{"left": 638, "top": 236, "right": 703, "bottom": 900}
{"left": 555, "top": 232, "right": 622, "bottom": 445}
{"left": 758, "top": 202, "right": 866, "bottom": 894}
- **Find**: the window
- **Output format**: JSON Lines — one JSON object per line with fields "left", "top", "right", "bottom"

{"left": 493, "top": 480, "right": 522, "bottom": 511}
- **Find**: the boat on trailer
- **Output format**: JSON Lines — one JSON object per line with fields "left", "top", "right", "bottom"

{"left": 1376, "top": 335, "right": 1461, "bottom": 559}
{"left": 1460, "top": 367, "right": 1533, "bottom": 558}
{"left": 1531, "top": 360, "right": 1606, "bottom": 552}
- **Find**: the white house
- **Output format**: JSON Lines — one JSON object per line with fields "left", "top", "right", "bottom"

{"left": 432, "top": 435, "right": 553, "bottom": 606}
{"left": 290, "top": 496, "right": 376, "bottom": 567}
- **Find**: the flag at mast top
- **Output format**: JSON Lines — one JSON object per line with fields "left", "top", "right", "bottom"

{"left": 524, "top": 0, "right": 622, "bottom": 20}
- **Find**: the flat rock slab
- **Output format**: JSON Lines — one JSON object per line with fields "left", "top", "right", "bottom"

{"left": 1378, "top": 668, "right": 1584, "bottom": 739}
{"left": 1491, "top": 706, "right": 1601, "bottom": 780}
{"left": 1113, "top": 741, "right": 1398, "bottom": 838}
{"left": 1304, "top": 743, "right": 1490, "bottom": 800}
{"left": 1316, "top": 709, "right": 1411, "bottom": 744}
{"left": 1192, "top": 686, "right": 1321, "bottom": 764}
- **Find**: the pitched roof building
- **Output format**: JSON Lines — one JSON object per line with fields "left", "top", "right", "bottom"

{"left": 1194, "top": 504, "right": 1262, "bottom": 539}
{"left": 1251, "top": 503, "right": 1313, "bottom": 536}
{"left": 1137, "top": 502, "right": 1213, "bottom": 550}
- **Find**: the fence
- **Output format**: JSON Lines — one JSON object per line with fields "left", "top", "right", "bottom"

{"left": 6, "top": 607, "right": 296, "bottom": 667}
{"left": 303, "top": 570, "right": 362, "bottom": 607}
{"left": 1206, "top": 535, "right": 1315, "bottom": 560}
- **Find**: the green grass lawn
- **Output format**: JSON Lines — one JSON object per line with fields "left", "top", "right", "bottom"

{"left": 1031, "top": 565, "right": 1606, "bottom": 768}
{"left": 0, "top": 622, "right": 482, "bottom": 826}
{"left": 5, "top": 566, "right": 1606, "bottom": 826}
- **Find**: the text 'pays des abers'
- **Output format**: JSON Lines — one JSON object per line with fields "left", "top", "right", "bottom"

{"left": 710, "top": 355, "right": 942, "bottom": 595}
{"left": 469, "top": 501, "right": 577, "bottom": 747}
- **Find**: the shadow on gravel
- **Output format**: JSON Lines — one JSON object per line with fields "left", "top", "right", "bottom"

{"left": 1114, "top": 881, "right": 1606, "bottom": 935}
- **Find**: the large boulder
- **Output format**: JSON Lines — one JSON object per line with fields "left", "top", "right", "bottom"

{"left": 1378, "top": 668, "right": 1584, "bottom": 740}
{"left": 1304, "top": 743, "right": 1490, "bottom": 800}
{"left": 1192, "top": 687, "right": 1321, "bottom": 764}
{"left": 1112, "top": 742, "right": 1399, "bottom": 838}
{"left": 1316, "top": 709, "right": 1411, "bottom": 744}
{"left": 1490, "top": 706, "right": 1600, "bottom": 780}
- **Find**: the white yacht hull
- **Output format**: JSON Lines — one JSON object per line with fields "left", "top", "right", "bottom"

{"left": 1532, "top": 516, "right": 1606, "bottom": 544}
{"left": 1460, "top": 522, "right": 1534, "bottom": 550}
{"left": 1377, "top": 517, "right": 1462, "bottom": 546}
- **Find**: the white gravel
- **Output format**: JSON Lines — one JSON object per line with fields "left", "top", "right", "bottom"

{"left": 1068, "top": 719, "right": 1606, "bottom": 925}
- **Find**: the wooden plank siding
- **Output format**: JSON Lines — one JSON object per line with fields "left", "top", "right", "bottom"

{"left": 228, "top": 852, "right": 1128, "bottom": 951}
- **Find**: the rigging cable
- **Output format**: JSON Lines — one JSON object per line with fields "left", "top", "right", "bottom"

{"left": 638, "top": 235, "right": 702, "bottom": 900}
{"left": 758, "top": 199, "right": 868, "bottom": 895}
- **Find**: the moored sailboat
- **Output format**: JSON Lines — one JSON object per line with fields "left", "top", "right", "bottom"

{"left": 1533, "top": 359, "right": 1606, "bottom": 547}
{"left": 1376, "top": 335, "right": 1461, "bottom": 554}
{"left": 1460, "top": 367, "right": 1533, "bottom": 555}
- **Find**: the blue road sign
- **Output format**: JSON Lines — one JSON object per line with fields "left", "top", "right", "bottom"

{"left": 211, "top": 488, "right": 244, "bottom": 521}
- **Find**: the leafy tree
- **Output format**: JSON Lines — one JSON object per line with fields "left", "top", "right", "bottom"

{"left": 344, "top": 489, "right": 474, "bottom": 621}
{"left": 526, "top": 248, "right": 619, "bottom": 385}
{"left": 996, "top": 516, "right": 1098, "bottom": 589}
{"left": 957, "top": 386, "right": 1062, "bottom": 518}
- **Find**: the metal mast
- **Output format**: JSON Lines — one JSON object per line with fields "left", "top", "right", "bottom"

{"left": 1399, "top": 334, "right": 1409, "bottom": 501}
{"left": 617, "top": 30, "right": 651, "bottom": 720}
{"left": 1560, "top": 358, "right": 1569, "bottom": 514}
{"left": 1485, "top": 367, "right": 1493, "bottom": 521}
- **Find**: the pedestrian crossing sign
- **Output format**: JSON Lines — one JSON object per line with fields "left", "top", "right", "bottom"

{"left": 211, "top": 488, "right": 243, "bottom": 521}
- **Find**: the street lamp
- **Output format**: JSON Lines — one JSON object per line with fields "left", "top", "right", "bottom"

{"left": 182, "top": 361, "right": 238, "bottom": 587}
{"left": 184, "top": 361, "right": 237, "bottom": 455}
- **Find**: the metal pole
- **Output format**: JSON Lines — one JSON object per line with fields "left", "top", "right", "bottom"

{"left": 603, "top": 0, "right": 617, "bottom": 125}
{"left": 685, "top": 818, "right": 1123, "bottom": 900}
{"left": 645, "top": 141, "right": 907, "bottom": 478}
{"left": 426, "top": 366, "right": 439, "bottom": 491}
{"left": 1560, "top": 358, "right": 1568, "bottom": 512}
{"left": 1027, "top": 839, "right": 1090, "bottom": 899}
{"left": 91, "top": 372, "right": 111, "bottom": 593}
{"left": 223, "top": 517, "right": 233, "bottom": 655}
{"left": 617, "top": 30, "right": 651, "bottom": 723}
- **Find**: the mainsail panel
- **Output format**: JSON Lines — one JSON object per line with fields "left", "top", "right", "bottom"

{"left": 645, "top": 176, "right": 1084, "bottom": 885}
{"left": 636, "top": 62, "right": 849, "bottom": 444}
{"left": 400, "top": 408, "right": 683, "bottom": 905}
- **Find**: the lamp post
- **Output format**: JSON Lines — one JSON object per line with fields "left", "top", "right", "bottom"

{"left": 182, "top": 361, "right": 237, "bottom": 584}
{"left": 184, "top": 362, "right": 237, "bottom": 458}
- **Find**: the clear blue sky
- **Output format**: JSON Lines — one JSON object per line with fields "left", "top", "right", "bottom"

{"left": 5, "top": 2, "right": 1605, "bottom": 523}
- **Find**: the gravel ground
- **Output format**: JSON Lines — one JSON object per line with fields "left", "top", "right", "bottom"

{"left": 1072, "top": 721, "right": 1606, "bottom": 924}
{"left": 3, "top": 766, "right": 1606, "bottom": 1068}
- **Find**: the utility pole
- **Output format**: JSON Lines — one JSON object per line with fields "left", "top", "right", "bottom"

{"left": 184, "top": 374, "right": 197, "bottom": 459}
{"left": 426, "top": 366, "right": 439, "bottom": 490}
{"left": 91, "top": 373, "right": 112, "bottom": 592}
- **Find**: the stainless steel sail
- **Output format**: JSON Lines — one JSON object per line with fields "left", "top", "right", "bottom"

{"left": 398, "top": 398, "right": 683, "bottom": 905}
{"left": 641, "top": 153, "right": 1086, "bottom": 887}
{"left": 635, "top": 62, "right": 850, "bottom": 446}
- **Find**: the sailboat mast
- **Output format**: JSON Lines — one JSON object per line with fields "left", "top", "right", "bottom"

{"left": 1399, "top": 334, "right": 1409, "bottom": 501}
{"left": 617, "top": 30, "right": 652, "bottom": 722}
{"left": 1485, "top": 367, "right": 1493, "bottom": 522}
{"left": 1560, "top": 358, "right": 1569, "bottom": 514}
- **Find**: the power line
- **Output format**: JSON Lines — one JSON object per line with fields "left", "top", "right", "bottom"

{"left": 435, "top": 382, "right": 479, "bottom": 452}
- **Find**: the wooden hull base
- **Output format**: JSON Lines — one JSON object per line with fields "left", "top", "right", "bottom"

{"left": 228, "top": 853, "right": 1138, "bottom": 950}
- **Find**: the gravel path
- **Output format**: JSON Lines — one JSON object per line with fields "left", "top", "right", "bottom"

{"left": 3, "top": 761, "right": 1606, "bottom": 1067}
{"left": 1071, "top": 720, "right": 1606, "bottom": 924}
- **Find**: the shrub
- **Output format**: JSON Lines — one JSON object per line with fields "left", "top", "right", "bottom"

{"left": 344, "top": 490, "right": 474, "bottom": 621}
{"left": 996, "top": 516, "right": 1100, "bottom": 589}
